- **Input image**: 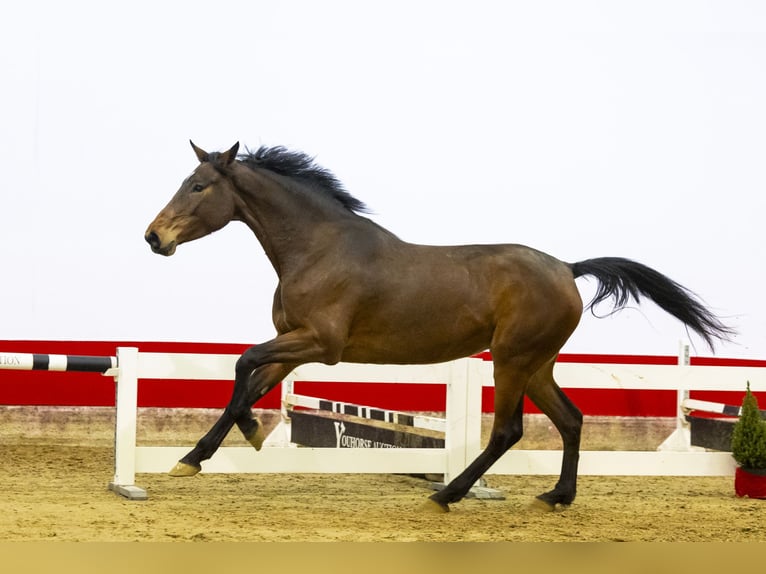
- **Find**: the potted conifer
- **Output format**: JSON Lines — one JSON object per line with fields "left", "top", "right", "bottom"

{"left": 730, "top": 382, "right": 766, "bottom": 499}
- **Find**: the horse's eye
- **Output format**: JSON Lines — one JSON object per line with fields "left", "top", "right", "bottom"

{"left": 191, "top": 183, "right": 205, "bottom": 193}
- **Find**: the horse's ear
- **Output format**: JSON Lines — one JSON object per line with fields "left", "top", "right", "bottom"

{"left": 190, "top": 140, "right": 209, "bottom": 163}
{"left": 220, "top": 141, "right": 240, "bottom": 166}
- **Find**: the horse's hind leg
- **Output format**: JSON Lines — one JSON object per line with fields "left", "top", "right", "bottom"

{"left": 426, "top": 360, "right": 528, "bottom": 513}
{"left": 525, "top": 359, "right": 583, "bottom": 510}
{"left": 170, "top": 361, "right": 295, "bottom": 476}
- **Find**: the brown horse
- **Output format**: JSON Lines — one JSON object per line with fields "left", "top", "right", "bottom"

{"left": 145, "top": 141, "right": 733, "bottom": 512}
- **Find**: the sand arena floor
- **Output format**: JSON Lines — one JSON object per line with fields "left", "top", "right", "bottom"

{"left": 1, "top": 406, "right": 764, "bottom": 542}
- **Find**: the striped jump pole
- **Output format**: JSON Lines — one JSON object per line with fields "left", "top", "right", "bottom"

{"left": 683, "top": 398, "right": 766, "bottom": 419}
{"left": 285, "top": 392, "right": 446, "bottom": 432}
{"left": 0, "top": 352, "right": 116, "bottom": 373}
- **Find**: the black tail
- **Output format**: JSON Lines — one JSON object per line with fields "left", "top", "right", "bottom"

{"left": 570, "top": 257, "right": 734, "bottom": 350}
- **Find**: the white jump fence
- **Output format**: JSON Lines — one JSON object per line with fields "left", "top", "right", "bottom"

{"left": 100, "top": 343, "right": 766, "bottom": 499}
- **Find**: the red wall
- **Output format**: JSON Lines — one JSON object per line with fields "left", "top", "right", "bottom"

{"left": 1, "top": 340, "right": 764, "bottom": 417}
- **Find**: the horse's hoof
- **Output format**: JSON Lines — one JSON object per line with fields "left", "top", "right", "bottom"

{"left": 168, "top": 461, "right": 202, "bottom": 477}
{"left": 421, "top": 499, "right": 450, "bottom": 514}
{"left": 528, "top": 498, "right": 556, "bottom": 513}
{"left": 246, "top": 417, "right": 266, "bottom": 451}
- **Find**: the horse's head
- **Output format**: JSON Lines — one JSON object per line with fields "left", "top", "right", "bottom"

{"left": 145, "top": 141, "right": 240, "bottom": 256}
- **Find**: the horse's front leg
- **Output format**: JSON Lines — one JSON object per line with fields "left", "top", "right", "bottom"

{"left": 169, "top": 362, "right": 294, "bottom": 476}
{"left": 169, "top": 330, "right": 340, "bottom": 477}
{"left": 170, "top": 407, "right": 237, "bottom": 476}
{"left": 229, "top": 331, "right": 344, "bottom": 447}
{"left": 231, "top": 362, "right": 297, "bottom": 450}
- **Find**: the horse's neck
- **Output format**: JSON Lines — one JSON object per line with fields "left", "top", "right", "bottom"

{"left": 232, "top": 166, "right": 360, "bottom": 276}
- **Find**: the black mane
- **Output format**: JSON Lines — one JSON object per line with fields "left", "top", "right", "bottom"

{"left": 235, "top": 146, "right": 369, "bottom": 214}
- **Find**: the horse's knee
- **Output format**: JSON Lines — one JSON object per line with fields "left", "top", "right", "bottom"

{"left": 235, "top": 349, "right": 259, "bottom": 380}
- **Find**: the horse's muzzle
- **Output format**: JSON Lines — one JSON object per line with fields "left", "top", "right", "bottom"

{"left": 145, "top": 231, "right": 176, "bottom": 256}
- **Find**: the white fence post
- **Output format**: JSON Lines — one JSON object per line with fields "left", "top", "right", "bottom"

{"left": 464, "top": 358, "right": 484, "bottom": 472}
{"left": 444, "top": 358, "right": 474, "bottom": 484}
{"left": 108, "top": 346, "right": 147, "bottom": 500}
{"left": 677, "top": 339, "right": 692, "bottom": 428}
{"left": 657, "top": 340, "right": 697, "bottom": 452}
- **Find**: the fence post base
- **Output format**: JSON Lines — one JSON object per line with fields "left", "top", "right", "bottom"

{"left": 108, "top": 482, "right": 148, "bottom": 501}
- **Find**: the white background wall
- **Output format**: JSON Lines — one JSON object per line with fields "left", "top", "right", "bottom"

{"left": 2, "top": 1, "right": 764, "bottom": 358}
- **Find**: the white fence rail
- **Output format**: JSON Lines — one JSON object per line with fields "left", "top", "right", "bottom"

{"left": 107, "top": 346, "right": 766, "bottom": 499}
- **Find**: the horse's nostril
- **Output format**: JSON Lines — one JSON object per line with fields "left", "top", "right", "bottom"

{"left": 145, "top": 231, "right": 160, "bottom": 249}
